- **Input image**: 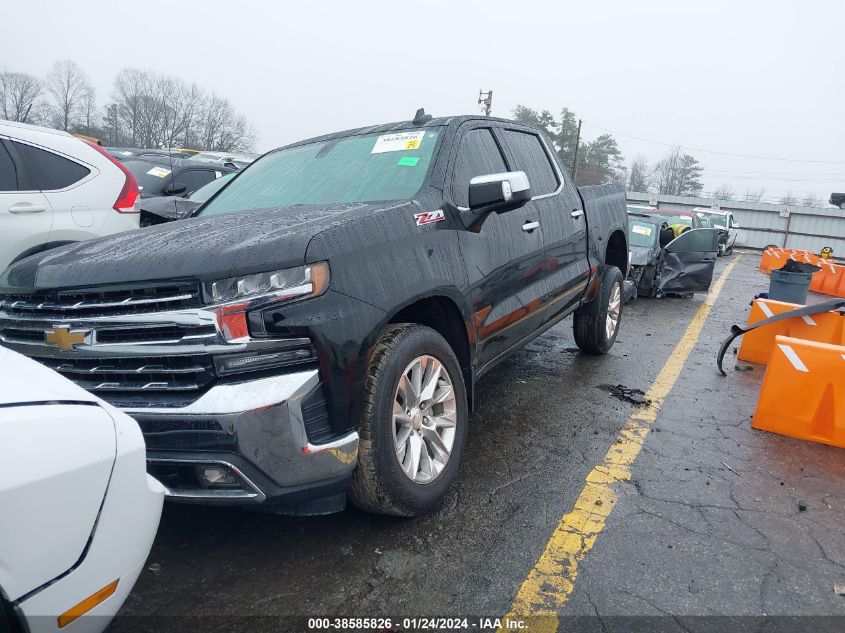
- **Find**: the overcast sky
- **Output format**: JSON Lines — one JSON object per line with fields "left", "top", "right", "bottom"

{"left": 2, "top": 0, "right": 843, "bottom": 205}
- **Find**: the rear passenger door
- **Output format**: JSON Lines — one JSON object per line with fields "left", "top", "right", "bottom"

{"left": 452, "top": 124, "right": 548, "bottom": 369}
{"left": 500, "top": 129, "right": 589, "bottom": 323}
{"left": 10, "top": 139, "right": 93, "bottom": 240}
{"left": 0, "top": 138, "right": 52, "bottom": 270}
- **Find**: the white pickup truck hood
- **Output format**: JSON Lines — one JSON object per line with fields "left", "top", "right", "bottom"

{"left": 0, "top": 347, "right": 117, "bottom": 601}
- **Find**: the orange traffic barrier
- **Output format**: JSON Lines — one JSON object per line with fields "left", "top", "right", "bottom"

{"left": 806, "top": 261, "right": 845, "bottom": 298}
{"left": 737, "top": 298, "right": 845, "bottom": 365}
{"left": 759, "top": 248, "right": 830, "bottom": 274}
{"left": 759, "top": 247, "right": 787, "bottom": 273}
{"left": 752, "top": 335, "right": 845, "bottom": 448}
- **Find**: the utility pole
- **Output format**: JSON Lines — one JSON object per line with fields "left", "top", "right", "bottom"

{"left": 478, "top": 90, "right": 493, "bottom": 117}
{"left": 571, "top": 118, "right": 582, "bottom": 182}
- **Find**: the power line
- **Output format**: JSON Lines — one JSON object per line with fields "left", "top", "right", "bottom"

{"left": 582, "top": 121, "right": 845, "bottom": 165}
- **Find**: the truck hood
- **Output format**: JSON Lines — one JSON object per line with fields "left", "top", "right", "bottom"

{"left": 1, "top": 202, "right": 406, "bottom": 291}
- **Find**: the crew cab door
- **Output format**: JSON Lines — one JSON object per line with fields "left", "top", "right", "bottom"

{"left": 453, "top": 125, "right": 547, "bottom": 369}
{"left": 658, "top": 228, "right": 720, "bottom": 294}
{"left": 499, "top": 129, "right": 589, "bottom": 323}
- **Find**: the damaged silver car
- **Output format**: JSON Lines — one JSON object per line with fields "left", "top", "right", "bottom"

{"left": 627, "top": 213, "right": 721, "bottom": 298}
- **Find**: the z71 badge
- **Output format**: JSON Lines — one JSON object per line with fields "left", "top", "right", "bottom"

{"left": 414, "top": 210, "right": 445, "bottom": 226}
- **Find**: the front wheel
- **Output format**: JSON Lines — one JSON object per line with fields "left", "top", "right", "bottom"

{"left": 574, "top": 266, "right": 624, "bottom": 355}
{"left": 350, "top": 324, "right": 468, "bottom": 516}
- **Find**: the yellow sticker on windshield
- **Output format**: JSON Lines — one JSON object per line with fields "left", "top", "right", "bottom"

{"left": 632, "top": 225, "right": 652, "bottom": 236}
{"left": 372, "top": 131, "right": 425, "bottom": 154}
{"left": 146, "top": 166, "right": 172, "bottom": 178}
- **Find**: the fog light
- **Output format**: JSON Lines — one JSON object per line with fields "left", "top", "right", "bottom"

{"left": 196, "top": 465, "right": 241, "bottom": 488}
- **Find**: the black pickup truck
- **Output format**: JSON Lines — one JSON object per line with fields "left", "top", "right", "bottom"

{"left": 0, "top": 112, "right": 628, "bottom": 516}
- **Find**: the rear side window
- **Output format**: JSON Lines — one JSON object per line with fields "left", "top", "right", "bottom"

{"left": 451, "top": 128, "right": 508, "bottom": 207}
{"left": 183, "top": 169, "right": 216, "bottom": 194}
{"left": 503, "top": 130, "right": 559, "bottom": 196}
{"left": 12, "top": 141, "right": 90, "bottom": 190}
{"left": 0, "top": 143, "right": 17, "bottom": 191}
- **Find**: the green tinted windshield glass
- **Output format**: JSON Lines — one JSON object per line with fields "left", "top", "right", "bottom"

{"left": 629, "top": 221, "right": 658, "bottom": 248}
{"left": 199, "top": 129, "right": 440, "bottom": 216}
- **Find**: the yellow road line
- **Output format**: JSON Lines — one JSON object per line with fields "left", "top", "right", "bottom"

{"left": 499, "top": 257, "right": 742, "bottom": 633}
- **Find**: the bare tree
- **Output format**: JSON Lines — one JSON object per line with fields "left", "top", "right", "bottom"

{"left": 651, "top": 146, "right": 703, "bottom": 196}
{"left": 779, "top": 192, "right": 798, "bottom": 205}
{"left": 743, "top": 189, "right": 765, "bottom": 202}
{"left": 712, "top": 184, "right": 735, "bottom": 200}
{"left": 0, "top": 70, "right": 44, "bottom": 123}
{"left": 45, "top": 60, "right": 92, "bottom": 131}
{"left": 80, "top": 85, "right": 98, "bottom": 136}
{"left": 651, "top": 146, "right": 681, "bottom": 195}
{"left": 627, "top": 155, "right": 650, "bottom": 192}
{"left": 801, "top": 193, "right": 820, "bottom": 207}
{"left": 108, "top": 68, "right": 254, "bottom": 151}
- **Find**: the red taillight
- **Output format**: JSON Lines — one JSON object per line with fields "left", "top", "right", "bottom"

{"left": 85, "top": 141, "right": 140, "bottom": 214}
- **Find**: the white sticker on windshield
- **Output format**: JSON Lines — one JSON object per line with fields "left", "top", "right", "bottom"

{"left": 371, "top": 131, "right": 425, "bottom": 154}
{"left": 632, "top": 225, "right": 652, "bottom": 236}
{"left": 146, "top": 166, "right": 172, "bottom": 178}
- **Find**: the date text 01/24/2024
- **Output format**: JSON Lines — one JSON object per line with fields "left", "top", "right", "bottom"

{"left": 307, "top": 617, "right": 528, "bottom": 631}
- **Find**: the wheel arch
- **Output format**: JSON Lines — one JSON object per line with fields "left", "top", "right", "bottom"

{"left": 605, "top": 229, "right": 628, "bottom": 276}
{"left": 385, "top": 293, "right": 474, "bottom": 411}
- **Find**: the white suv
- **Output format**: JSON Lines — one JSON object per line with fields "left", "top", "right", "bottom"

{"left": 0, "top": 120, "right": 140, "bottom": 272}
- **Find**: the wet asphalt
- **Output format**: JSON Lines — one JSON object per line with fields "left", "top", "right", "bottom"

{"left": 113, "top": 254, "right": 845, "bottom": 631}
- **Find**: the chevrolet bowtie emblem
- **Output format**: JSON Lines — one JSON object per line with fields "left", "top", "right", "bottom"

{"left": 44, "top": 326, "right": 89, "bottom": 351}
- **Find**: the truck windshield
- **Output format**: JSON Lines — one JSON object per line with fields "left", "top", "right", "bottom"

{"left": 199, "top": 129, "right": 441, "bottom": 216}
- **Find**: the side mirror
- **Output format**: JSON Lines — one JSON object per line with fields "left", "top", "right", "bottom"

{"left": 164, "top": 182, "right": 187, "bottom": 196}
{"left": 732, "top": 222, "right": 741, "bottom": 229}
{"left": 468, "top": 171, "right": 531, "bottom": 214}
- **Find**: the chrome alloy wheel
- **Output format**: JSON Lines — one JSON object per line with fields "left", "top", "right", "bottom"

{"left": 606, "top": 281, "right": 621, "bottom": 340}
{"left": 392, "top": 355, "right": 457, "bottom": 484}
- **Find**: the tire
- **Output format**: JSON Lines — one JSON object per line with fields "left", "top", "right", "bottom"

{"left": 725, "top": 245, "right": 734, "bottom": 256}
{"left": 350, "top": 324, "right": 468, "bottom": 516}
{"left": 574, "top": 266, "right": 624, "bottom": 355}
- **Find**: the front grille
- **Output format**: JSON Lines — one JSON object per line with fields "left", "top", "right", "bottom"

{"left": 0, "top": 282, "right": 201, "bottom": 318}
{"left": 136, "top": 418, "right": 236, "bottom": 451}
{"left": 35, "top": 355, "right": 216, "bottom": 395}
{"left": 0, "top": 323, "right": 217, "bottom": 346}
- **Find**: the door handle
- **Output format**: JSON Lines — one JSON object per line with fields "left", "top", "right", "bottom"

{"left": 9, "top": 203, "right": 47, "bottom": 214}
{"left": 571, "top": 209, "right": 584, "bottom": 219}
{"left": 522, "top": 221, "right": 540, "bottom": 233}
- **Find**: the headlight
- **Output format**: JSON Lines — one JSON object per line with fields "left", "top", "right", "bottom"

{"left": 205, "top": 262, "right": 330, "bottom": 305}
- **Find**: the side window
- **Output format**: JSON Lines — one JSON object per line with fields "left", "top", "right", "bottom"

{"left": 0, "top": 142, "right": 18, "bottom": 192}
{"left": 502, "top": 130, "right": 559, "bottom": 196}
{"left": 184, "top": 170, "right": 216, "bottom": 194}
{"left": 12, "top": 141, "right": 90, "bottom": 190}
{"left": 665, "top": 228, "right": 720, "bottom": 253}
{"left": 450, "top": 128, "right": 508, "bottom": 207}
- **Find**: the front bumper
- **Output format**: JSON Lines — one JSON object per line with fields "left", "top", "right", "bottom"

{"left": 125, "top": 370, "right": 359, "bottom": 506}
